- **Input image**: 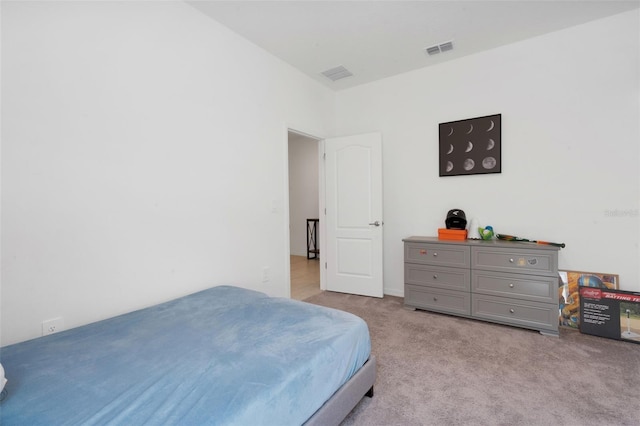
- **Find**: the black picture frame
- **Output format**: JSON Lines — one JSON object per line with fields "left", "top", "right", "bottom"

{"left": 439, "top": 114, "right": 501, "bottom": 177}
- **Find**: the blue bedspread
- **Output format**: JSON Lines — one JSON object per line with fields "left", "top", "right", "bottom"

{"left": 0, "top": 286, "right": 371, "bottom": 425}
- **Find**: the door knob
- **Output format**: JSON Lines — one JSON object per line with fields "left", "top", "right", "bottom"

{"left": 369, "top": 221, "right": 381, "bottom": 226}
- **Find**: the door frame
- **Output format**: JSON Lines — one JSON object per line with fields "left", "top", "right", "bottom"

{"left": 284, "top": 125, "right": 326, "bottom": 298}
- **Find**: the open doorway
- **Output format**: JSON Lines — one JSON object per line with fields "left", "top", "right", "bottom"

{"left": 288, "top": 130, "right": 322, "bottom": 300}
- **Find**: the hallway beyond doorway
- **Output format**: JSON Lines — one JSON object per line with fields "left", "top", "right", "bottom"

{"left": 290, "top": 255, "right": 322, "bottom": 300}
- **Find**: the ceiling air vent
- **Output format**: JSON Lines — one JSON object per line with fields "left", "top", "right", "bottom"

{"left": 424, "top": 40, "right": 454, "bottom": 56}
{"left": 425, "top": 45, "right": 441, "bottom": 56}
{"left": 439, "top": 41, "right": 454, "bottom": 52}
{"left": 321, "top": 65, "right": 353, "bottom": 82}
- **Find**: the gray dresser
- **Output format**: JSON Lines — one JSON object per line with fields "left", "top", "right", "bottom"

{"left": 403, "top": 236, "right": 560, "bottom": 336}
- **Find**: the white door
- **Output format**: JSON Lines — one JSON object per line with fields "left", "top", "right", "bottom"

{"left": 324, "top": 132, "right": 383, "bottom": 298}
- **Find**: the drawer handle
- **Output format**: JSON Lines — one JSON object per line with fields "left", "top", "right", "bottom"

{"left": 433, "top": 274, "right": 438, "bottom": 280}
{"left": 433, "top": 252, "right": 438, "bottom": 257}
{"left": 509, "top": 258, "right": 514, "bottom": 263}
{"left": 509, "top": 283, "right": 514, "bottom": 288}
{"left": 433, "top": 297, "right": 438, "bottom": 302}
{"left": 509, "top": 308, "right": 515, "bottom": 314}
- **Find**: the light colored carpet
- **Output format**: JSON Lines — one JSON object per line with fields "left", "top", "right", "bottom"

{"left": 304, "top": 291, "right": 640, "bottom": 426}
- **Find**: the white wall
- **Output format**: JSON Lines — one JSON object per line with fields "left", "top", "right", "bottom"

{"left": 3, "top": 3, "right": 638, "bottom": 346}
{"left": 288, "top": 133, "right": 320, "bottom": 257}
{"left": 335, "top": 10, "right": 640, "bottom": 297}
{"left": 1, "top": 1, "right": 335, "bottom": 345}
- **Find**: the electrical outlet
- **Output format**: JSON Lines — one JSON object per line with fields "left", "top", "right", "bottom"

{"left": 262, "top": 267, "right": 270, "bottom": 283}
{"left": 42, "top": 317, "right": 64, "bottom": 336}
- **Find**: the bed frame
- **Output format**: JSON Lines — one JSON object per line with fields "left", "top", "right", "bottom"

{"left": 304, "top": 355, "right": 376, "bottom": 425}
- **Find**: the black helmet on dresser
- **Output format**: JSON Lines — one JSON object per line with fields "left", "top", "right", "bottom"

{"left": 445, "top": 209, "right": 467, "bottom": 230}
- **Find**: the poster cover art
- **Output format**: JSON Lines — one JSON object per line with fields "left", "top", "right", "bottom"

{"left": 579, "top": 287, "right": 640, "bottom": 344}
{"left": 558, "top": 271, "right": 618, "bottom": 329}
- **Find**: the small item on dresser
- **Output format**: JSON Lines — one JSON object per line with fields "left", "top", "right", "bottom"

{"left": 496, "top": 233, "right": 565, "bottom": 248}
{"left": 478, "top": 226, "right": 495, "bottom": 240}
{"left": 438, "top": 228, "right": 467, "bottom": 240}
{"left": 445, "top": 209, "right": 466, "bottom": 229}
{"left": 467, "top": 218, "right": 481, "bottom": 239}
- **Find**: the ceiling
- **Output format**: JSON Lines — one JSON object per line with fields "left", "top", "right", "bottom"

{"left": 188, "top": 1, "right": 639, "bottom": 91}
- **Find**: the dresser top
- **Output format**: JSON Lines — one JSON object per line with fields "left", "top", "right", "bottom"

{"left": 403, "top": 236, "right": 561, "bottom": 252}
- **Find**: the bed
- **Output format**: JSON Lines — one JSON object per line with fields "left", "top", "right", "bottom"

{"left": 0, "top": 285, "right": 375, "bottom": 425}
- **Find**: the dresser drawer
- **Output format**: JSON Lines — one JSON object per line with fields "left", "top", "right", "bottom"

{"left": 405, "top": 242, "right": 470, "bottom": 268}
{"left": 405, "top": 263, "right": 470, "bottom": 291}
{"left": 405, "top": 284, "right": 471, "bottom": 316}
{"left": 471, "top": 294, "right": 558, "bottom": 333}
{"left": 471, "top": 246, "right": 557, "bottom": 276}
{"left": 472, "top": 270, "right": 557, "bottom": 304}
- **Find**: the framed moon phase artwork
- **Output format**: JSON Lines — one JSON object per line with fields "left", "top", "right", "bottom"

{"left": 439, "top": 114, "right": 501, "bottom": 177}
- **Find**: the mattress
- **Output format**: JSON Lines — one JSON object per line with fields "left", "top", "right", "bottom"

{"left": 0, "top": 285, "right": 371, "bottom": 425}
